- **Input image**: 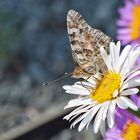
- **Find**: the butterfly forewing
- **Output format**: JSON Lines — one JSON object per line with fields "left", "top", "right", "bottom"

{"left": 67, "top": 10, "right": 112, "bottom": 78}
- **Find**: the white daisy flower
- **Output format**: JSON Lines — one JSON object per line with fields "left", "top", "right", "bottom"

{"left": 63, "top": 41, "right": 140, "bottom": 135}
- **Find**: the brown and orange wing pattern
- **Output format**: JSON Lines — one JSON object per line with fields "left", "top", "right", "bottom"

{"left": 67, "top": 10, "right": 112, "bottom": 78}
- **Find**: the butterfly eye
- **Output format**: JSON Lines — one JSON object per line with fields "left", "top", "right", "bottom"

{"left": 98, "top": 69, "right": 102, "bottom": 74}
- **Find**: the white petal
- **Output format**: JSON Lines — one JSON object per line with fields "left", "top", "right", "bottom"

{"left": 121, "top": 51, "right": 140, "bottom": 80}
{"left": 127, "top": 65, "right": 140, "bottom": 77}
{"left": 93, "top": 104, "right": 105, "bottom": 133}
{"left": 118, "top": 45, "right": 132, "bottom": 73}
{"left": 102, "top": 101, "right": 110, "bottom": 120}
{"left": 116, "top": 41, "right": 121, "bottom": 56}
{"left": 115, "top": 41, "right": 121, "bottom": 72}
{"left": 64, "top": 98, "right": 93, "bottom": 109}
{"left": 107, "top": 100, "right": 116, "bottom": 128}
{"left": 125, "top": 70, "right": 140, "bottom": 83}
{"left": 78, "top": 104, "right": 102, "bottom": 132}
{"left": 121, "top": 78, "right": 140, "bottom": 91}
{"left": 113, "top": 90, "right": 119, "bottom": 98}
{"left": 100, "top": 47, "right": 112, "bottom": 70}
{"left": 63, "top": 85, "right": 72, "bottom": 90}
{"left": 85, "top": 104, "right": 104, "bottom": 130}
{"left": 121, "top": 88, "right": 139, "bottom": 96}
{"left": 120, "top": 96, "right": 138, "bottom": 111}
{"left": 99, "top": 119, "right": 105, "bottom": 136}
{"left": 78, "top": 113, "right": 92, "bottom": 131}
{"left": 71, "top": 112, "right": 89, "bottom": 129}
{"left": 120, "top": 44, "right": 140, "bottom": 78}
{"left": 63, "top": 85, "right": 90, "bottom": 95}
{"left": 110, "top": 42, "right": 116, "bottom": 71}
{"left": 64, "top": 105, "right": 92, "bottom": 120}
{"left": 116, "top": 97, "right": 128, "bottom": 109}
{"left": 69, "top": 105, "right": 95, "bottom": 122}
{"left": 69, "top": 113, "right": 82, "bottom": 122}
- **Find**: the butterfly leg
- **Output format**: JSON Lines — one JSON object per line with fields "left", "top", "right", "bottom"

{"left": 79, "top": 76, "right": 92, "bottom": 92}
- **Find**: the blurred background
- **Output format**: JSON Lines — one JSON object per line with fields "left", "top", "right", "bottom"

{"left": 0, "top": 0, "right": 123, "bottom": 140}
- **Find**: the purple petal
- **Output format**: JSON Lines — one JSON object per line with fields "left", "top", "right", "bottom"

{"left": 134, "top": 117, "right": 140, "bottom": 125}
{"left": 131, "top": 95, "right": 140, "bottom": 108}
{"left": 134, "top": 0, "right": 140, "bottom": 4}
{"left": 117, "top": 34, "right": 132, "bottom": 45}
{"left": 117, "top": 19, "right": 129, "bottom": 26}
{"left": 117, "top": 28, "right": 131, "bottom": 34}
{"left": 104, "top": 127, "right": 122, "bottom": 140}
{"left": 115, "top": 108, "right": 133, "bottom": 130}
{"left": 124, "top": 0, "right": 134, "bottom": 10}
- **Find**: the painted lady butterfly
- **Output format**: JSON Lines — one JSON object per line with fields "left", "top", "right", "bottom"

{"left": 67, "top": 10, "right": 112, "bottom": 78}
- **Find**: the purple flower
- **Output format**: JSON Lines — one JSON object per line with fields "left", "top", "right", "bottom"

{"left": 104, "top": 95, "right": 140, "bottom": 140}
{"left": 117, "top": 0, "right": 140, "bottom": 45}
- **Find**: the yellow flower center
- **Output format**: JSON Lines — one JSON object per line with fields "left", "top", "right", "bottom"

{"left": 121, "top": 120, "right": 140, "bottom": 140}
{"left": 130, "top": 4, "right": 140, "bottom": 40}
{"left": 90, "top": 71, "right": 121, "bottom": 103}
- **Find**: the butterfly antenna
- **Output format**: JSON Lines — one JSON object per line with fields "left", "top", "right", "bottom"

{"left": 43, "top": 72, "right": 73, "bottom": 86}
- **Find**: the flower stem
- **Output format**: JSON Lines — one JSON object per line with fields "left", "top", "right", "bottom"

{"left": 127, "top": 108, "right": 140, "bottom": 118}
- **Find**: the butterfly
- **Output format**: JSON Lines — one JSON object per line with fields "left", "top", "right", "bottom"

{"left": 67, "top": 9, "right": 112, "bottom": 79}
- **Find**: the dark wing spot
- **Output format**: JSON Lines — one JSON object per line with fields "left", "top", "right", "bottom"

{"left": 79, "top": 29, "right": 83, "bottom": 34}
{"left": 83, "top": 49, "right": 92, "bottom": 57}
{"left": 71, "top": 40, "right": 79, "bottom": 45}
{"left": 74, "top": 50, "right": 82, "bottom": 54}
{"left": 69, "top": 32, "right": 76, "bottom": 38}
